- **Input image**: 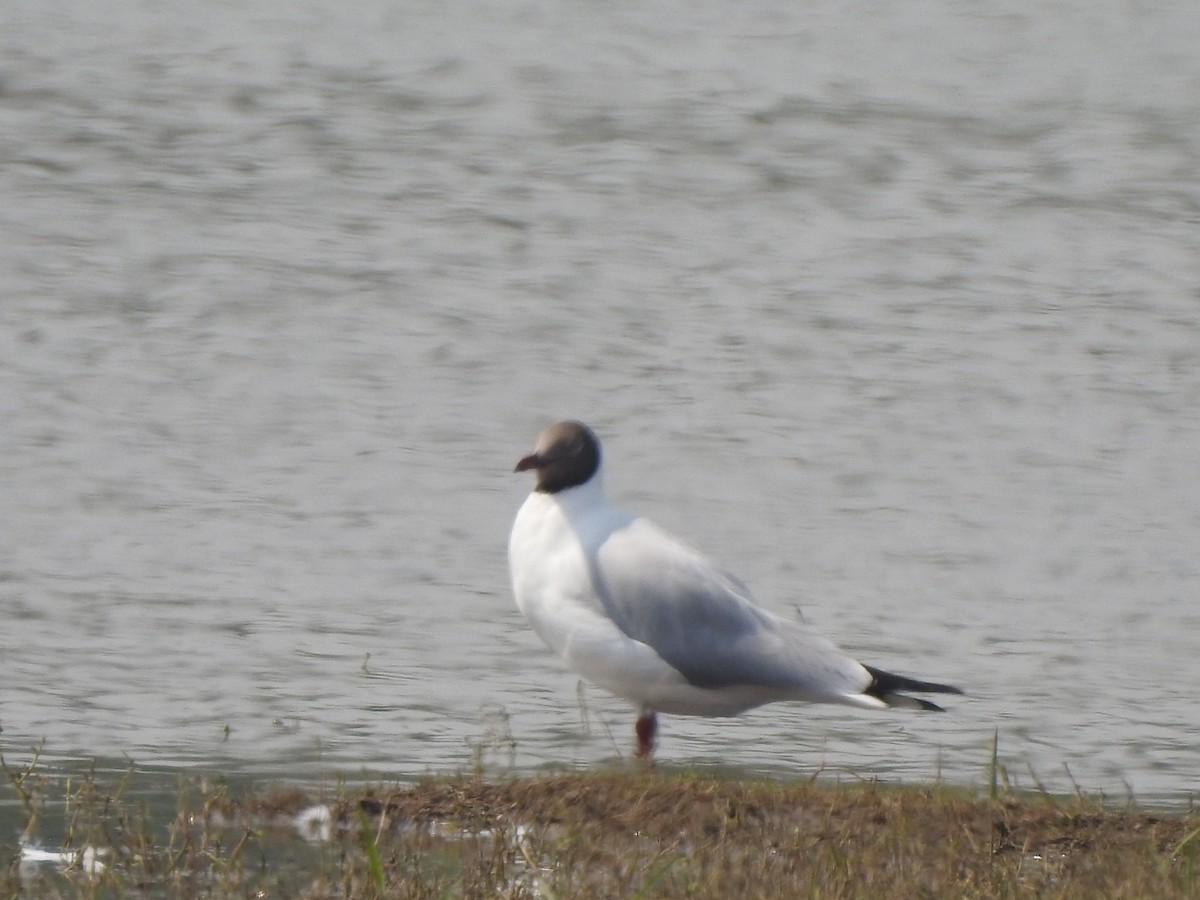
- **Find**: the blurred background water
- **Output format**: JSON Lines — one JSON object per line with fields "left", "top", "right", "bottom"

{"left": 2, "top": 0, "right": 1198, "bottom": 812}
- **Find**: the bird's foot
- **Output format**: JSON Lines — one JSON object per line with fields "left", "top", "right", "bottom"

{"left": 634, "top": 712, "right": 657, "bottom": 763}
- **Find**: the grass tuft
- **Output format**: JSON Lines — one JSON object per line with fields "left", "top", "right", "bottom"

{"left": 3, "top": 752, "right": 1198, "bottom": 898}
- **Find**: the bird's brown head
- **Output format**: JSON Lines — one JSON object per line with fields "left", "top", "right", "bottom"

{"left": 515, "top": 420, "right": 602, "bottom": 494}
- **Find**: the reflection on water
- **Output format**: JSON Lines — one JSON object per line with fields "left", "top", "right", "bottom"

{"left": 1, "top": 0, "right": 1199, "bottom": 806}
{"left": 2, "top": 756, "right": 338, "bottom": 895}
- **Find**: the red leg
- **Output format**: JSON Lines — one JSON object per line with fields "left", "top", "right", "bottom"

{"left": 635, "top": 711, "right": 657, "bottom": 759}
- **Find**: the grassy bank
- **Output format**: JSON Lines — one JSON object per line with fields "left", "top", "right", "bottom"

{"left": 4, "top": 759, "right": 1199, "bottom": 898}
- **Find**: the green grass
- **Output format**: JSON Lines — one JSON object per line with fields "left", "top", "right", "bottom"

{"left": 3, "top": 746, "right": 1198, "bottom": 898}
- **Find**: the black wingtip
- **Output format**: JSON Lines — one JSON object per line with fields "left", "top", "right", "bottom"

{"left": 913, "top": 697, "right": 948, "bottom": 712}
{"left": 863, "top": 664, "right": 963, "bottom": 711}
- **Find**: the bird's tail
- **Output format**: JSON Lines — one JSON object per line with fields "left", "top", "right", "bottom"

{"left": 862, "top": 664, "right": 963, "bottom": 712}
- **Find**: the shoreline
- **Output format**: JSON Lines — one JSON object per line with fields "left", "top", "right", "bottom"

{"left": 6, "top": 763, "right": 1199, "bottom": 897}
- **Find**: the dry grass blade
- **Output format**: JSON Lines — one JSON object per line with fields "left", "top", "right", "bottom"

{"left": 3, "top": 764, "right": 1198, "bottom": 898}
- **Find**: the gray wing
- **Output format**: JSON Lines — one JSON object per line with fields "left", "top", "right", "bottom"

{"left": 590, "top": 518, "right": 871, "bottom": 697}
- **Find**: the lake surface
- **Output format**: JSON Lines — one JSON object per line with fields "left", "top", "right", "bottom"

{"left": 2, "top": 0, "right": 1198, "bottom": 813}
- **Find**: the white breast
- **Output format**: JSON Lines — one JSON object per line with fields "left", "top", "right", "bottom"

{"left": 508, "top": 488, "right": 693, "bottom": 708}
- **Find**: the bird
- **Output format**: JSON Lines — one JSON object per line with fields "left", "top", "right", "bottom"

{"left": 508, "top": 420, "right": 962, "bottom": 759}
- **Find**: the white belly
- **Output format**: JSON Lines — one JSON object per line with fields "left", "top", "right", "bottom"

{"left": 508, "top": 492, "right": 778, "bottom": 716}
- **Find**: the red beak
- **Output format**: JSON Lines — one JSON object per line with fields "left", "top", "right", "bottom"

{"left": 514, "top": 453, "right": 543, "bottom": 473}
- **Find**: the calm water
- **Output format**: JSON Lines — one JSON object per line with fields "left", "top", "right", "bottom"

{"left": 2, "top": 0, "right": 1199, "bottom": 816}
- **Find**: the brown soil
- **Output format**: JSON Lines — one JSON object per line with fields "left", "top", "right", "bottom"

{"left": 315, "top": 772, "right": 1199, "bottom": 898}
{"left": 10, "top": 770, "right": 1197, "bottom": 898}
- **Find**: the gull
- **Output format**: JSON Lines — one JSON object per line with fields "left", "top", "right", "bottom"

{"left": 508, "top": 420, "right": 962, "bottom": 759}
